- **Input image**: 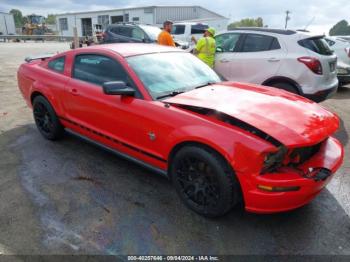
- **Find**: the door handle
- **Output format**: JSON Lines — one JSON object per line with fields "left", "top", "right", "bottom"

{"left": 70, "top": 88, "right": 79, "bottom": 95}
{"left": 220, "top": 58, "right": 230, "bottom": 63}
{"left": 268, "top": 58, "right": 280, "bottom": 62}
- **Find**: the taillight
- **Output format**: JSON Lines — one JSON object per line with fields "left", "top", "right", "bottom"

{"left": 345, "top": 47, "right": 350, "bottom": 58}
{"left": 297, "top": 57, "right": 323, "bottom": 75}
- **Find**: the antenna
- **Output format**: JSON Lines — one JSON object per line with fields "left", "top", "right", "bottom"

{"left": 304, "top": 16, "right": 315, "bottom": 31}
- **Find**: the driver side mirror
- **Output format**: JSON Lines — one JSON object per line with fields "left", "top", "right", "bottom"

{"left": 102, "top": 81, "right": 135, "bottom": 96}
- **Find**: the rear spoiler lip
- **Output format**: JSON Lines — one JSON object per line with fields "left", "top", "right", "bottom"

{"left": 25, "top": 53, "right": 56, "bottom": 63}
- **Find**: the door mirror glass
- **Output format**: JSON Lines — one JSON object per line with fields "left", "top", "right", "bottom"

{"left": 102, "top": 81, "right": 135, "bottom": 96}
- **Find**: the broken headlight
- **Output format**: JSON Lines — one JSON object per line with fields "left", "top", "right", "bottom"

{"left": 262, "top": 146, "right": 288, "bottom": 173}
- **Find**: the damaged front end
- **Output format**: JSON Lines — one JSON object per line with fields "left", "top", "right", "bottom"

{"left": 172, "top": 104, "right": 340, "bottom": 184}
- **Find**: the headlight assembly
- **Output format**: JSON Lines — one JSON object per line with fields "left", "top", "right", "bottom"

{"left": 262, "top": 146, "right": 288, "bottom": 173}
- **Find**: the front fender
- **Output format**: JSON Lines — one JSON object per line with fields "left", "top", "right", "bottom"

{"left": 165, "top": 124, "right": 275, "bottom": 174}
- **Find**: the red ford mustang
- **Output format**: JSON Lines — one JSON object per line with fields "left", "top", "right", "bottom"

{"left": 17, "top": 43, "right": 344, "bottom": 217}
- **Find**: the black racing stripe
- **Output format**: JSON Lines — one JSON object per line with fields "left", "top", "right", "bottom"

{"left": 59, "top": 116, "right": 167, "bottom": 163}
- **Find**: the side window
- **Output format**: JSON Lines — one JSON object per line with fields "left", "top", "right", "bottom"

{"left": 131, "top": 27, "right": 145, "bottom": 40}
{"left": 215, "top": 33, "right": 240, "bottom": 52}
{"left": 241, "top": 34, "right": 281, "bottom": 52}
{"left": 119, "top": 26, "right": 132, "bottom": 37}
{"left": 48, "top": 56, "right": 65, "bottom": 73}
{"left": 73, "top": 54, "right": 128, "bottom": 86}
{"left": 190, "top": 25, "right": 208, "bottom": 34}
{"left": 171, "top": 25, "right": 185, "bottom": 35}
{"left": 110, "top": 26, "right": 120, "bottom": 34}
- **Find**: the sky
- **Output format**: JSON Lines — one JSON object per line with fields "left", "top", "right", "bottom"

{"left": 1, "top": 0, "right": 349, "bottom": 35}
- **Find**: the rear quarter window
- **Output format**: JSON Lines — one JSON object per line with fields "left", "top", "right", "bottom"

{"left": 48, "top": 56, "right": 65, "bottom": 73}
{"left": 298, "top": 37, "right": 333, "bottom": 56}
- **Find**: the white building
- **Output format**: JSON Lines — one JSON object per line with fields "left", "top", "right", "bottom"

{"left": 56, "top": 5, "right": 228, "bottom": 37}
{"left": 0, "top": 12, "right": 16, "bottom": 35}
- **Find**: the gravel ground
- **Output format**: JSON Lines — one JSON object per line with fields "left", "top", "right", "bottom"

{"left": 0, "top": 42, "right": 349, "bottom": 255}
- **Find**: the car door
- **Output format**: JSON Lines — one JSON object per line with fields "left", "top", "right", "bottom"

{"left": 63, "top": 52, "right": 167, "bottom": 167}
{"left": 214, "top": 33, "right": 242, "bottom": 80}
{"left": 226, "top": 33, "right": 285, "bottom": 83}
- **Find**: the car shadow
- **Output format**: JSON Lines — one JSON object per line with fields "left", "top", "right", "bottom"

{"left": 333, "top": 85, "right": 350, "bottom": 100}
{"left": 1, "top": 124, "right": 350, "bottom": 255}
{"left": 334, "top": 118, "right": 349, "bottom": 147}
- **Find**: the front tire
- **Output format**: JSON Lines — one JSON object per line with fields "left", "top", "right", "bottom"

{"left": 32, "top": 96, "right": 64, "bottom": 140}
{"left": 170, "top": 146, "right": 241, "bottom": 217}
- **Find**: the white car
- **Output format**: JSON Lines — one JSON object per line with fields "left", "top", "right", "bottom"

{"left": 325, "top": 36, "right": 350, "bottom": 65}
{"left": 171, "top": 22, "right": 208, "bottom": 48}
{"left": 333, "top": 35, "right": 350, "bottom": 43}
{"left": 336, "top": 61, "right": 350, "bottom": 86}
{"left": 214, "top": 28, "right": 338, "bottom": 102}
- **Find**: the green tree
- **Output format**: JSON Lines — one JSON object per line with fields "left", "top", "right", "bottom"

{"left": 9, "top": 9, "right": 23, "bottom": 27}
{"left": 46, "top": 14, "right": 56, "bottom": 24}
{"left": 329, "top": 20, "right": 350, "bottom": 36}
{"left": 227, "top": 17, "right": 264, "bottom": 30}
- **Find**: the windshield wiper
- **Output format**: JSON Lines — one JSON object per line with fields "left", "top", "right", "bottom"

{"left": 194, "top": 81, "right": 216, "bottom": 89}
{"left": 156, "top": 91, "right": 185, "bottom": 100}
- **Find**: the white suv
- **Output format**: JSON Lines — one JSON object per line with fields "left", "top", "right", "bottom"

{"left": 325, "top": 36, "right": 350, "bottom": 65}
{"left": 214, "top": 28, "right": 338, "bottom": 102}
{"left": 171, "top": 22, "right": 208, "bottom": 48}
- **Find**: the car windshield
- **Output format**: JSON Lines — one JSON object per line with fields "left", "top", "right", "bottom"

{"left": 127, "top": 52, "right": 221, "bottom": 100}
{"left": 139, "top": 25, "right": 161, "bottom": 41}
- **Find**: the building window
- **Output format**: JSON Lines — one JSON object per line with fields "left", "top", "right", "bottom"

{"left": 98, "top": 15, "right": 109, "bottom": 29}
{"left": 132, "top": 17, "right": 140, "bottom": 22}
{"left": 59, "top": 18, "right": 68, "bottom": 31}
{"left": 144, "top": 8, "right": 153, "bottom": 13}
{"left": 124, "top": 13, "right": 129, "bottom": 22}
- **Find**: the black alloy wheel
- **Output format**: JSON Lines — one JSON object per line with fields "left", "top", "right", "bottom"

{"left": 171, "top": 146, "right": 241, "bottom": 217}
{"left": 33, "top": 96, "right": 64, "bottom": 140}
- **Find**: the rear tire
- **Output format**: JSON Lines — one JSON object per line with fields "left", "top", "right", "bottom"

{"left": 270, "top": 82, "right": 299, "bottom": 94}
{"left": 32, "top": 96, "right": 64, "bottom": 140}
{"left": 170, "top": 146, "right": 241, "bottom": 217}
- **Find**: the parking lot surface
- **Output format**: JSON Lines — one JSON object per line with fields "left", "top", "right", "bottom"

{"left": 0, "top": 42, "right": 349, "bottom": 255}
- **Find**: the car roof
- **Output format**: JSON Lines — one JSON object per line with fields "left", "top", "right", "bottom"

{"left": 218, "top": 27, "right": 324, "bottom": 41}
{"left": 107, "top": 23, "right": 156, "bottom": 28}
{"left": 173, "top": 22, "right": 208, "bottom": 26}
{"left": 76, "top": 43, "right": 184, "bottom": 57}
{"left": 228, "top": 27, "right": 297, "bottom": 35}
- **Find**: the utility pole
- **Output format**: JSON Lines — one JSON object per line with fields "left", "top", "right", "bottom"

{"left": 285, "top": 10, "right": 291, "bottom": 29}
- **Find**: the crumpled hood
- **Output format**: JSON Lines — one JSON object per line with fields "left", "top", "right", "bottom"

{"left": 164, "top": 82, "right": 339, "bottom": 147}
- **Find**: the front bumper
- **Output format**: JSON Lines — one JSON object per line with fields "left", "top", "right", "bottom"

{"left": 338, "top": 74, "right": 350, "bottom": 85}
{"left": 337, "top": 66, "right": 350, "bottom": 84}
{"left": 237, "top": 137, "right": 344, "bottom": 214}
